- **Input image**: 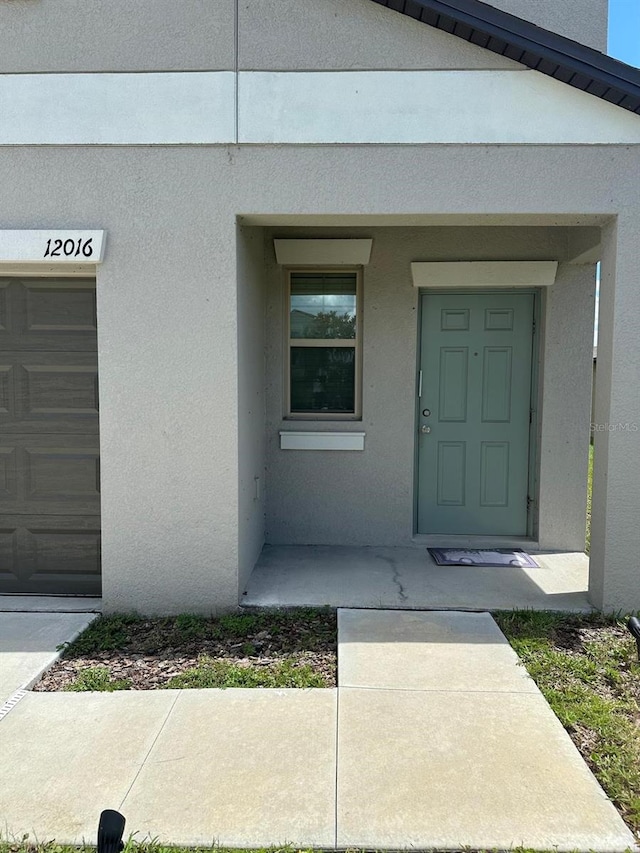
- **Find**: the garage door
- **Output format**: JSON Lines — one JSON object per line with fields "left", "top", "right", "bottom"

{"left": 0, "top": 278, "right": 100, "bottom": 595}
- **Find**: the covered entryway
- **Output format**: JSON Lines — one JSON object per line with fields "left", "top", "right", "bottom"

{"left": 252, "top": 224, "right": 594, "bottom": 561}
{"left": 0, "top": 277, "right": 100, "bottom": 595}
{"left": 417, "top": 291, "right": 535, "bottom": 535}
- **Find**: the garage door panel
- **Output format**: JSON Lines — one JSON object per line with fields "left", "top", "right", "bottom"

{"left": 0, "top": 447, "right": 18, "bottom": 500}
{"left": 19, "top": 360, "right": 99, "bottom": 421}
{"left": 0, "top": 364, "right": 11, "bottom": 414}
{"left": 26, "top": 448, "right": 100, "bottom": 504}
{"left": 0, "top": 526, "right": 18, "bottom": 579}
{"left": 26, "top": 286, "right": 96, "bottom": 333}
{"left": 0, "top": 277, "right": 100, "bottom": 594}
{"left": 0, "top": 278, "right": 97, "bottom": 352}
{"left": 0, "top": 517, "right": 101, "bottom": 595}
{"left": 0, "top": 438, "right": 100, "bottom": 514}
{"left": 0, "top": 352, "right": 98, "bottom": 433}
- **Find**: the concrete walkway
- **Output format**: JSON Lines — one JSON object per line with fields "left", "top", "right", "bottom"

{"left": 0, "top": 611, "right": 97, "bottom": 709}
{"left": 0, "top": 609, "right": 635, "bottom": 850}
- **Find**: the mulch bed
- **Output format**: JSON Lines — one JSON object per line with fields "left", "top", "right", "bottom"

{"left": 34, "top": 609, "right": 337, "bottom": 691}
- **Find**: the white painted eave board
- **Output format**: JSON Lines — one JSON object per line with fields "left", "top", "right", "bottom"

{"left": 0, "top": 69, "right": 639, "bottom": 146}
{"left": 274, "top": 239, "right": 373, "bottom": 266}
{"left": 411, "top": 261, "right": 558, "bottom": 288}
{"left": 0, "top": 72, "right": 234, "bottom": 145}
{"left": 239, "top": 70, "right": 640, "bottom": 145}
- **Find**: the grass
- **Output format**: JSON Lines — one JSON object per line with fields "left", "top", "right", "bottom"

{"left": 64, "top": 666, "right": 130, "bottom": 692}
{"left": 165, "top": 657, "right": 327, "bottom": 688}
{"left": 494, "top": 609, "right": 640, "bottom": 835}
{"left": 3, "top": 837, "right": 542, "bottom": 853}
{"left": 57, "top": 613, "right": 141, "bottom": 655}
{"left": 0, "top": 843, "right": 315, "bottom": 853}
{"left": 0, "top": 841, "right": 554, "bottom": 853}
{"left": 586, "top": 443, "right": 594, "bottom": 553}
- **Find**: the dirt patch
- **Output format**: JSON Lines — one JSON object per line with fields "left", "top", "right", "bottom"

{"left": 34, "top": 609, "right": 337, "bottom": 691}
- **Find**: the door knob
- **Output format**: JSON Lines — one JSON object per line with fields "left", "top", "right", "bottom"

{"left": 420, "top": 425, "right": 431, "bottom": 434}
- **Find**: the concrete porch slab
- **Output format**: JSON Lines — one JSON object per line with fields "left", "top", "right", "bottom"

{"left": 0, "top": 691, "right": 178, "bottom": 844}
{"left": 336, "top": 686, "right": 635, "bottom": 851}
{"left": 243, "top": 545, "right": 592, "bottom": 612}
{"left": 338, "top": 608, "right": 538, "bottom": 692}
{"left": 121, "top": 688, "right": 337, "bottom": 849}
{"left": 0, "top": 612, "right": 97, "bottom": 705}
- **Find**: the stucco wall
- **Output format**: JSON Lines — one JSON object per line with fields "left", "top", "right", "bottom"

{"left": 536, "top": 263, "right": 597, "bottom": 550}
{"left": 238, "top": 0, "right": 521, "bottom": 70}
{"left": 589, "top": 218, "right": 640, "bottom": 610}
{"left": 0, "top": 0, "right": 523, "bottom": 75}
{"left": 0, "top": 0, "right": 606, "bottom": 75}
{"left": 237, "top": 226, "right": 267, "bottom": 597}
{"left": 0, "top": 144, "right": 637, "bottom": 613}
{"left": 263, "top": 226, "right": 594, "bottom": 550}
{"left": 485, "top": 0, "right": 608, "bottom": 52}
{"left": 0, "top": 0, "right": 236, "bottom": 73}
{"left": 0, "top": 148, "right": 243, "bottom": 615}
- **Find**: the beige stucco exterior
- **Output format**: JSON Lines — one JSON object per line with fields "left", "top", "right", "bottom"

{"left": 485, "top": 0, "right": 608, "bottom": 50}
{"left": 0, "top": 0, "right": 637, "bottom": 613}
{"left": 0, "top": 0, "right": 606, "bottom": 72}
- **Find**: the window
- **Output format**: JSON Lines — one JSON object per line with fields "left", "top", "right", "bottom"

{"left": 286, "top": 270, "right": 362, "bottom": 418}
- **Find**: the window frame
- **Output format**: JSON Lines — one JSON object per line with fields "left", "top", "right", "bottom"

{"left": 284, "top": 266, "right": 363, "bottom": 421}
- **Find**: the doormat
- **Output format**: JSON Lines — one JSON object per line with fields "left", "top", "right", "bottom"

{"left": 428, "top": 548, "right": 540, "bottom": 568}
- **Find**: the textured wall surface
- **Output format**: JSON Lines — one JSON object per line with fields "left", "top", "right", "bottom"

{"left": 589, "top": 218, "right": 640, "bottom": 610}
{"left": 485, "top": 0, "right": 608, "bottom": 51}
{"left": 537, "top": 263, "right": 596, "bottom": 551}
{"left": 0, "top": 0, "right": 607, "bottom": 74}
{"left": 3, "top": 69, "right": 639, "bottom": 146}
{"left": 238, "top": 0, "right": 521, "bottom": 70}
{"left": 237, "top": 226, "right": 267, "bottom": 597}
{"left": 0, "top": 145, "right": 637, "bottom": 612}
{"left": 0, "top": 0, "right": 235, "bottom": 73}
{"left": 0, "top": 0, "right": 523, "bottom": 74}
{"left": 0, "top": 148, "right": 242, "bottom": 615}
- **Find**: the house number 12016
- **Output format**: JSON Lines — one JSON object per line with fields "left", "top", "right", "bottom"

{"left": 44, "top": 237, "right": 94, "bottom": 258}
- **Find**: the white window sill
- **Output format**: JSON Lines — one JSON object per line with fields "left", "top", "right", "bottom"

{"left": 279, "top": 431, "right": 365, "bottom": 451}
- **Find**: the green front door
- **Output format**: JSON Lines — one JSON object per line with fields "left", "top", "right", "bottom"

{"left": 417, "top": 292, "right": 535, "bottom": 535}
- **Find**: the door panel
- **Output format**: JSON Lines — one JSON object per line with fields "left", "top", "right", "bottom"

{"left": 439, "top": 348, "right": 468, "bottom": 421}
{"left": 417, "top": 292, "right": 534, "bottom": 535}
{"left": 437, "top": 442, "right": 466, "bottom": 506}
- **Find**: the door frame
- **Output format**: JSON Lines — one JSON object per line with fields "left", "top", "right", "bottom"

{"left": 413, "top": 287, "right": 542, "bottom": 540}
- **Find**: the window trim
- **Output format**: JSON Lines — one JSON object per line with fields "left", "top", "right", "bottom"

{"left": 284, "top": 266, "right": 363, "bottom": 421}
